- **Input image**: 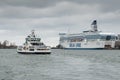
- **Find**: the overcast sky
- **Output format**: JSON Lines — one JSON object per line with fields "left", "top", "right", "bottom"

{"left": 0, "top": 0, "right": 120, "bottom": 46}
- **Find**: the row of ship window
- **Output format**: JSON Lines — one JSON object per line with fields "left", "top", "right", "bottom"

{"left": 69, "top": 43, "right": 81, "bottom": 47}
{"left": 60, "top": 35, "right": 117, "bottom": 42}
{"left": 26, "top": 38, "right": 41, "bottom": 41}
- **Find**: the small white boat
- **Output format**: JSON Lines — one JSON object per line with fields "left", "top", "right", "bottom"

{"left": 17, "top": 30, "right": 51, "bottom": 54}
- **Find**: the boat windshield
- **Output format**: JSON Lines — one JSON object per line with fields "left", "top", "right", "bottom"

{"left": 31, "top": 43, "right": 44, "bottom": 46}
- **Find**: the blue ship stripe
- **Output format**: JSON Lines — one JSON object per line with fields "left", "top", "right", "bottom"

{"left": 64, "top": 48, "right": 104, "bottom": 50}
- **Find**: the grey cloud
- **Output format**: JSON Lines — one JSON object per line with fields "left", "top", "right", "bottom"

{"left": 0, "top": 2, "right": 101, "bottom": 19}
{"left": 0, "top": 0, "right": 120, "bottom": 12}
{"left": 69, "top": 0, "right": 120, "bottom": 12}
{"left": 0, "top": 0, "right": 120, "bottom": 19}
{"left": 0, "top": 0, "right": 62, "bottom": 8}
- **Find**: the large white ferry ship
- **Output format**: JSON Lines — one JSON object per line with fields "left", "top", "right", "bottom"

{"left": 59, "top": 20, "right": 117, "bottom": 50}
{"left": 17, "top": 30, "right": 51, "bottom": 54}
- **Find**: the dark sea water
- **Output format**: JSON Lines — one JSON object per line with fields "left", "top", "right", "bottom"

{"left": 0, "top": 49, "right": 120, "bottom": 80}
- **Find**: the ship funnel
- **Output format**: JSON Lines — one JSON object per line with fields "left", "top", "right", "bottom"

{"left": 91, "top": 20, "right": 98, "bottom": 32}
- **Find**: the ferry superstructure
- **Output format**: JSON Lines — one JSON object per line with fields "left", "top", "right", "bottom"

{"left": 17, "top": 30, "right": 51, "bottom": 54}
{"left": 59, "top": 20, "right": 117, "bottom": 49}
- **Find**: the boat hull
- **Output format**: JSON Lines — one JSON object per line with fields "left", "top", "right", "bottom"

{"left": 17, "top": 49, "right": 51, "bottom": 54}
{"left": 17, "top": 51, "right": 51, "bottom": 54}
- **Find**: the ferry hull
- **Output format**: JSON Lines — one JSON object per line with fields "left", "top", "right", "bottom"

{"left": 64, "top": 48, "right": 104, "bottom": 50}
{"left": 60, "top": 41, "right": 115, "bottom": 50}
